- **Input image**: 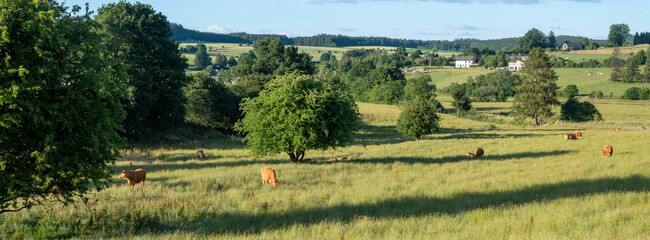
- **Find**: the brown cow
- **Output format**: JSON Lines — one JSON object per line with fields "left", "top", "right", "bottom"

{"left": 298, "top": 158, "right": 312, "bottom": 164}
{"left": 573, "top": 130, "right": 582, "bottom": 137}
{"left": 260, "top": 167, "right": 278, "bottom": 187}
{"left": 564, "top": 133, "right": 577, "bottom": 141}
{"left": 339, "top": 156, "right": 348, "bottom": 161}
{"left": 47, "top": 186, "right": 60, "bottom": 199}
{"left": 119, "top": 168, "right": 146, "bottom": 188}
{"left": 197, "top": 150, "right": 205, "bottom": 159}
{"left": 615, "top": 128, "right": 620, "bottom": 132}
{"left": 602, "top": 145, "right": 613, "bottom": 156}
{"left": 467, "top": 148, "right": 484, "bottom": 158}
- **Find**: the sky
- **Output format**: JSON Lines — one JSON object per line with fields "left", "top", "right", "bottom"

{"left": 65, "top": 0, "right": 649, "bottom": 41}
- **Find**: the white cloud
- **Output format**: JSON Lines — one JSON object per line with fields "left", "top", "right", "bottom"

{"left": 204, "top": 25, "right": 229, "bottom": 34}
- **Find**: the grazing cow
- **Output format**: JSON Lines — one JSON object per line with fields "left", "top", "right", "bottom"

{"left": 642, "top": 127, "right": 647, "bottom": 130}
{"left": 467, "top": 148, "right": 484, "bottom": 158}
{"left": 564, "top": 133, "right": 578, "bottom": 141}
{"left": 339, "top": 156, "right": 348, "bottom": 161}
{"left": 573, "top": 130, "right": 582, "bottom": 137}
{"left": 602, "top": 145, "right": 613, "bottom": 156}
{"left": 119, "top": 169, "right": 146, "bottom": 188}
{"left": 615, "top": 128, "right": 620, "bottom": 132}
{"left": 260, "top": 167, "right": 278, "bottom": 187}
{"left": 47, "top": 186, "right": 60, "bottom": 199}
{"left": 298, "top": 158, "right": 312, "bottom": 164}
{"left": 197, "top": 150, "right": 205, "bottom": 159}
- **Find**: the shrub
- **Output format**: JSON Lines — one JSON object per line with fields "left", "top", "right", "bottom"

{"left": 623, "top": 87, "right": 641, "bottom": 100}
{"left": 397, "top": 98, "right": 441, "bottom": 140}
{"left": 560, "top": 98, "right": 603, "bottom": 122}
{"left": 560, "top": 84, "right": 579, "bottom": 98}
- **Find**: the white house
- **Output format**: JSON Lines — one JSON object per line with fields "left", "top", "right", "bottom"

{"left": 508, "top": 60, "right": 524, "bottom": 71}
{"left": 455, "top": 56, "right": 476, "bottom": 68}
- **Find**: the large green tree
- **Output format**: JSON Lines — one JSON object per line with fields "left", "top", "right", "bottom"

{"left": 607, "top": 23, "right": 630, "bottom": 47}
{"left": 512, "top": 48, "right": 560, "bottom": 126}
{"left": 518, "top": 28, "right": 547, "bottom": 52}
{"left": 237, "top": 74, "right": 360, "bottom": 163}
{"left": 193, "top": 43, "right": 211, "bottom": 70}
{"left": 96, "top": 2, "right": 188, "bottom": 139}
{"left": 449, "top": 83, "right": 472, "bottom": 116}
{"left": 397, "top": 98, "right": 441, "bottom": 140}
{"left": 609, "top": 47, "right": 624, "bottom": 82}
{"left": 184, "top": 73, "right": 239, "bottom": 129}
{"left": 1, "top": 0, "right": 125, "bottom": 213}
{"left": 547, "top": 31, "right": 557, "bottom": 49}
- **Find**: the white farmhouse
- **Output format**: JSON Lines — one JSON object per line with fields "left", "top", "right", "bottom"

{"left": 455, "top": 56, "right": 476, "bottom": 68}
{"left": 508, "top": 60, "right": 524, "bottom": 71}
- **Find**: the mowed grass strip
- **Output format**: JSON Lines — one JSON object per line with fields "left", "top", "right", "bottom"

{"left": 1, "top": 103, "right": 648, "bottom": 239}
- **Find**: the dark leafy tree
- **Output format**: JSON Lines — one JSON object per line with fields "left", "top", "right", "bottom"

{"left": 560, "top": 84, "right": 579, "bottom": 98}
{"left": 397, "top": 98, "right": 441, "bottom": 140}
{"left": 623, "top": 53, "right": 640, "bottom": 82}
{"left": 194, "top": 43, "right": 211, "bottom": 70}
{"left": 560, "top": 98, "right": 602, "bottom": 122}
{"left": 364, "top": 67, "right": 406, "bottom": 104}
{"left": 607, "top": 24, "right": 630, "bottom": 47}
{"left": 512, "top": 48, "right": 560, "bottom": 126}
{"left": 237, "top": 74, "right": 360, "bottom": 163}
{"left": 465, "top": 70, "right": 519, "bottom": 102}
{"left": 184, "top": 73, "right": 239, "bottom": 129}
{"left": 404, "top": 75, "right": 436, "bottom": 101}
{"left": 518, "top": 28, "right": 547, "bottom": 52}
{"left": 213, "top": 53, "right": 228, "bottom": 70}
{"left": 642, "top": 56, "right": 650, "bottom": 83}
{"left": 609, "top": 47, "right": 624, "bottom": 82}
{"left": 1, "top": 0, "right": 125, "bottom": 213}
{"left": 449, "top": 83, "right": 472, "bottom": 116}
{"left": 548, "top": 31, "right": 557, "bottom": 49}
{"left": 227, "top": 56, "right": 238, "bottom": 68}
{"left": 623, "top": 87, "right": 650, "bottom": 100}
{"left": 97, "top": 2, "right": 188, "bottom": 139}
{"left": 320, "top": 51, "right": 334, "bottom": 62}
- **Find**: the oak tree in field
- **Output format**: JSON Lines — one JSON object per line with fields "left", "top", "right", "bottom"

{"left": 607, "top": 23, "right": 630, "bottom": 47}
{"left": 96, "top": 2, "right": 188, "bottom": 139}
{"left": 397, "top": 98, "right": 441, "bottom": 140}
{"left": 512, "top": 48, "right": 560, "bottom": 127}
{"left": 449, "top": 83, "right": 472, "bottom": 116}
{"left": 237, "top": 74, "right": 360, "bottom": 163}
{"left": 518, "top": 28, "right": 547, "bottom": 52}
{"left": 194, "top": 43, "right": 212, "bottom": 70}
{"left": 1, "top": 0, "right": 125, "bottom": 213}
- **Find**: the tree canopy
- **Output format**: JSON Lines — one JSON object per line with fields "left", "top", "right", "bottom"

{"left": 194, "top": 43, "right": 212, "bottom": 70}
{"left": 518, "top": 28, "right": 547, "bottom": 51}
{"left": 397, "top": 98, "right": 441, "bottom": 140}
{"left": 96, "top": 1, "right": 188, "bottom": 139}
{"left": 1, "top": 0, "right": 125, "bottom": 213}
{"left": 237, "top": 74, "right": 360, "bottom": 163}
{"left": 512, "top": 48, "right": 560, "bottom": 126}
{"left": 184, "top": 73, "right": 239, "bottom": 129}
{"left": 607, "top": 23, "right": 630, "bottom": 47}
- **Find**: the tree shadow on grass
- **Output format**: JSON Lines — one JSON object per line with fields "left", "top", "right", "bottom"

{"left": 357, "top": 150, "right": 575, "bottom": 165}
{"left": 150, "top": 175, "right": 650, "bottom": 235}
{"left": 351, "top": 123, "right": 412, "bottom": 146}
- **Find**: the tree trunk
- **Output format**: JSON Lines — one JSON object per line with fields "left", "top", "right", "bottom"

{"left": 533, "top": 112, "right": 539, "bottom": 127}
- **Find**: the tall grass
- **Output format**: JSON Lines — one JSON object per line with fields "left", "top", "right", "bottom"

{"left": 1, "top": 103, "right": 648, "bottom": 239}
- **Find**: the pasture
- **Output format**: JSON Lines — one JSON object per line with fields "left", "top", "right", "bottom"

{"left": 1, "top": 100, "right": 649, "bottom": 239}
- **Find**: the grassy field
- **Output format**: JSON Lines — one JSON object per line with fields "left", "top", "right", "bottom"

{"left": 549, "top": 45, "right": 649, "bottom": 63}
{"left": 2, "top": 100, "right": 649, "bottom": 239}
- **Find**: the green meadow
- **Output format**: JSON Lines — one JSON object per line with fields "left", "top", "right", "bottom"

{"left": 2, "top": 99, "right": 649, "bottom": 239}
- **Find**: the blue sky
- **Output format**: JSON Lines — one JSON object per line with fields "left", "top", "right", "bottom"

{"left": 66, "top": 0, "right": 649, "bottom": 41}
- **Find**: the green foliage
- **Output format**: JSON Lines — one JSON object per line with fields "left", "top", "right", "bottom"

{"left": 607, "top": 23, "right": 630, "bottom": 47}
{"left": 193, "top": 43, "right": 211, "bottom": 70}
{"left": 363, "top": 67, "right": 406, "bottom": 104}
{"left": 0, "top": 0, "right": 125, "bottom": 213}
{"left": 449, "top": 83, "right": 472, "bottom": 116}
{"left": 96, "top": 1, "right": 188, "bottom": 139}
{"left": 403, "top": 75, "right": 436, "bottom": 102}
{"left": 518, "top": 28, "right": 547, "bottom": 51}
{"left": 609, "top": 47, "right": 624, "bottom": 82}
{"left": 213, "top": 53, "right": 228, "bottom": 70}
{"left": 623, "top": 54, "right": 640, "bottom": 83}
{"left": 237, "top": 74, "right": 360, "bottom": 162}
{"left": 320, "top": 51, "right": 335, "bottom": 62}
{"left": 465, "top": 70, "right": 519, "bottom": 102}
{"left": 512, "top": 48, "right": 560, "bottom": 126}
{"left": 622, "top": 87, "right": 650, "bottom": 100}
{"left": 560, "top": 84, "right": 579, "bottom": 98}
{"left": 397, "top": 98, "right": 441, "bottom": 140}
{"left": 227, "top": 56, "right": 237, "bottom": 68}
{"left": 184, "top": 73, "right": 239, "bottom": 129}
{"left": 547, "top": 31, "right": 557, "bottom": 49}
{"left": 589, "top": 90, "right": 604, "bottom": 99}
{"left": 560, "top": 98, "right": 602, "bottom": 122}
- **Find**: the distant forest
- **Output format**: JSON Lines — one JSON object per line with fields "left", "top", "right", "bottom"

{"left": 171, "top": 23, "right": 605, "bottom": 51}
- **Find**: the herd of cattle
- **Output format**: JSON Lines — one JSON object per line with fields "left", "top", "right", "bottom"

{"left": 116, "top": 128, "right": 627, "bottom": 189}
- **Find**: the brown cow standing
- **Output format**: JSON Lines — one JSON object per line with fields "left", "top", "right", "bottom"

{"left": 298, "top": 158, "right": 312, "bottom": 164}
{"left": 467, "top": 148, "right": 484, "bottom": 158}
{"left": 564, "top": 133, "right": 578, "bottom": 141}
{"left": 197, "top": 150, "right": 205, "bottom": 159}
{"left": 602, "top": 145, "right": 613, "bottom": 156}
{"left": 260, "top": 167, "right": 278, "bottom": 187}
{"left": 615, "top": 128, "right": 620, "bottom": 132}
{"left": 119, "top": 169, "right": 146, "bottom": 188}
{"left": 573, "top": 131, "right": 582, "bottom": 137}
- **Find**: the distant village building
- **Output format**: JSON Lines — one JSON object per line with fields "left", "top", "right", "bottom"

{"left": 455, "top": 56, "right": 476, "bottom": 68}
{"left": 562, "top": 43, "right": 583, "bottom": 51}
{"left": 509, "top": 60, "right": 524, "bottom": 71}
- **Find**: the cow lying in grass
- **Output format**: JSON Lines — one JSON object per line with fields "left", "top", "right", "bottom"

{"left": 564, "top": 133, "right": 577, "bottom": 141}
{"left": 573, "top": 130, "right": 582, "bottom": 137}
{"left": 467, "top": 148, "right": 484, "bottom": 158}
{"left": 119, "top": 168, "right": 146, "bottom": 188}
{"left": 197, "top": 150, "right": 205, "bottom": 159}
{"left": 261, "top": 167, "right": 278, "bottom": 187}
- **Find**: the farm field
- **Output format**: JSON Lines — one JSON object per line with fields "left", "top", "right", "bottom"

{"left": 2, "top": 102, "right": 649, "bottom": 239}
{"left": 549, "top": 45, "right": 648, "bottom": 63}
